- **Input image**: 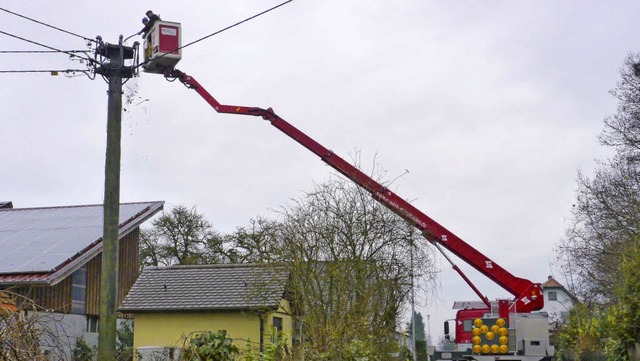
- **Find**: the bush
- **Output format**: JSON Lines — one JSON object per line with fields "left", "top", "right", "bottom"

{"left": 182, "top": 330, "right": 239, "bottom": 361}
{"left": 72, "top": 338, "right": 96, "bottom": 361}
{"left": 117, "top": 320, "right": 139, "bottom": 361}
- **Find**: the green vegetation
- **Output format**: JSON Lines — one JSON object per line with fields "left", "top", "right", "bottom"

{"left": 72, "top": 338, "right": 95, "bottom": 361}
{"left": 556, "top": 53, "right": 640, "bottom": 361}
{"left": 182, "top": 330, "right": 239, "bottom": 361}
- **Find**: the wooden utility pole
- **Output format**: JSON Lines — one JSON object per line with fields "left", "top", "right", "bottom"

{"left": 95, "top": 36, "right": 137, "bottom": 360}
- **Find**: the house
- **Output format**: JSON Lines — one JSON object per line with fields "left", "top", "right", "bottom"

{"left": 540, "top": 275, "right": 577, "bottom": 323}
{"left": 0, "top": 200, "right": 163, "bottom": 359}
{"left": 119, "top": 263, "right": 294, "bottom": 360}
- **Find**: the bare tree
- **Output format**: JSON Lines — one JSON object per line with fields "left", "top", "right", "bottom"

{"left": 140, "top": 205, "right": 228, "bottom": 267}
{"left": 0, "top": 290, "right": 70, "bottom": 361}
{"left": 228, "top": 163, "right": 438, "bottom": 359}
{"left": 556, "top": 53, "right": 640, "bottom": 303}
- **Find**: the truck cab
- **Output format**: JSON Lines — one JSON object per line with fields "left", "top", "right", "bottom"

{"left": 435, "top": 303, "right": 554, "bottom": 361}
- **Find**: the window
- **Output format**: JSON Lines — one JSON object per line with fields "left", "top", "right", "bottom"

{"left": 272, "top": 316, "right": 283, "bottom": 342}
{"left": 71, "top": 265, "right": 87, "bottom": 314}
{"left": 463, "top": 319, "right": 473, "bottom": 332}
{"left": 273, "top": 317, "right": 283, "bottom": 332}
{"left": 86, "top": 316, "right": 99, "bottom": 333}
{"left": 548, "top": 291, "right": 557, "bottom": 301}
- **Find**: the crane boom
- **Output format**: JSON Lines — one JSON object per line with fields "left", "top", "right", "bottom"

{"left": 166, "top": 69, "right": 543, "bottom": 313}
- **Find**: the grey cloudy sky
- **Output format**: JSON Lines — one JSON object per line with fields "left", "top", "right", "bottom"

{"left": 1, "top": 1, "right": 637, "bottom": 340}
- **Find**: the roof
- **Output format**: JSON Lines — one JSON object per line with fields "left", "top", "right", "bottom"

{"left": 0, "top": 201, "right": 164, "bottom": 285}
{"left": 119, "top": 263, "right": 289, "bottom": 313}
{"left": 542, "top": 276, "right": 579, "bottom": 303}
{"left": 542, "top": 276, "right": 563, "bottom": 288}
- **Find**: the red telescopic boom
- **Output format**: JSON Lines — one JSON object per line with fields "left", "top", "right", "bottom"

{"left": 166, "top": 69, "right": 544, "bottom": 313}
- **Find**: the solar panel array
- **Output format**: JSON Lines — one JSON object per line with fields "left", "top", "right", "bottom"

{"left": 0, "top": 203, "right": 156, "bottom": 274}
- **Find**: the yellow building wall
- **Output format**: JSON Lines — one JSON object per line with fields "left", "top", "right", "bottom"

{"left": 265, "top": 299, "right": 294, "bottom": 348}
{"left": 134, "top": 311, "right": 261, "bottom": 350}
{"left": 134, "top": 300, "right": 294, "bottom": 352}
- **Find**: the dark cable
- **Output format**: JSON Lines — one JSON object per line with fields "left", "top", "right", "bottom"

{"left": 0, "top": 50, "right": 90, "bottom": 54}
{"left": 0, "top": 69, "right": 88, "bottom": 74}
{"left": 0, "top": 68, "right": 95, "bottom": 80}
{"left": 0, "top": 29, "right": 96, "bottom": 64}
{"left": 0, "top": 7, "right": 96, "bottom": 43}
{"left": 137, "top": 0, "right": 294, "bottom": 70}
{"left": 180, "top": 0, "right": 293, "bottom": 51}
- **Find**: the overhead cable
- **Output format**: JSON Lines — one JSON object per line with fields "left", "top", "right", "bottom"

{"left": 0, "top": 50, "right": 90, "bottom": 54}
{"left": 0, "top": 7, "right": 96, "bottom": 43}
{"left": 137, "top": 0, "right": 294, "bottom": 69}
{"left": 180, "top": 0, "right": 294, "bottom": 51}
{"left": 0, "top": 69, "right": 88, "bottom": 74}
{"left": 0, "top": 29, "right": 96, "bottom": 64}
{"left": 0, "top": 68, "right": 95, "bottom": 79}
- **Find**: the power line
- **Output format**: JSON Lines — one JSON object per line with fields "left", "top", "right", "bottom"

{"left": 0, "top": 69, "right": 89, "bottom": 74}
{"left": 0, "top": 50, "right": 90, "bottom": 54}
{"left": 137, "top": 0, "right": 294, "bottom": 69}
{"left": 0, "top": 7, "right": 96, "bottom": 43}
{"left": 0, "top": 29, "right": 96, "bottom": 64}
{"left": 0, "top": 68, "right": 94, "bottom": 79}
{"left": 181, "top": 0, "right": 294, "bottom": 51}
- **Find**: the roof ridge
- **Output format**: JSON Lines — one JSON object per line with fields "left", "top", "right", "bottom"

{"left": 146, "top": 263, "right": 285, "bottom": 271}
{"left": 0, "top": 201, "right": 163, "bottom": 212}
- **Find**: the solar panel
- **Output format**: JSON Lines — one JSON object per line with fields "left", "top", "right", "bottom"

{"left": 0, "top": 202, "right": 160, "bottom": 274}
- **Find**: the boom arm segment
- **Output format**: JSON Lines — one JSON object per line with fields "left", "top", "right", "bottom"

{"left": 167, "top": 69, "right": 543, "bottom": 313}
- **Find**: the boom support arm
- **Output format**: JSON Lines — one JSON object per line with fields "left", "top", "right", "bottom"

{"left": 167, "top": 69, "right": 543, "bottom": 313}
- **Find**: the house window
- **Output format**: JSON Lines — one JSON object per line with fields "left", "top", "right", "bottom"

{"left": 272, "top": 316, "right": 283, "bottom": 342}
{"left": 71, "top": 265, "right": 87, "bottom": 314}
{"left": 548, "top": 291, "right": 557, "bottom": 301}
{"left": 86, "top": 316, "right": 99, "bottom": 333}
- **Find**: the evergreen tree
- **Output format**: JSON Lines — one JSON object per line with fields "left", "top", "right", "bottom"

{"left": 407, "top": 311, "right": 427, "bottom": 341}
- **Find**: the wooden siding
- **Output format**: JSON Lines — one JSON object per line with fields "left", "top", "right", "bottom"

{"left": 119, "top": 228, "right": 140, "bottom": 306}
{"left": 12, "top": 277, "right": 72, "bottom": 313}
{"left": 86, "top": 228, "right": 140, "bottom": 316}
{"left": 85, "top": 252, "right": 101, "bottom": 315}
{"left": 10, "top": 227, "right": 140, "bottom": 316}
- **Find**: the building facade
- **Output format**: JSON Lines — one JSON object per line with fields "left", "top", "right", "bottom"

{"left": 120, "top": 263, "right": 294, "bottom": 360}
{"left": 0, "top": 201, "right": 163, "bottom": 359}
{"left": 540, "top": 275, "right": 577, "bottom": 323}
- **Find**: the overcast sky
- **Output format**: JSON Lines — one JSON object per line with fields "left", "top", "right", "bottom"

{"left": 1, "top": 0, "right": 637, "bottom": 341}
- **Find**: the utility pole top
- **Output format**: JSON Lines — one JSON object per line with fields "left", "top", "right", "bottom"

{"left": 94, "top": 36, "right": 139, "bottom": 78}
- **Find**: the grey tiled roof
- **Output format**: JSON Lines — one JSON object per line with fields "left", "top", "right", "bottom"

{"left": 120, "top": 264, "right": 289, "bottom": 313}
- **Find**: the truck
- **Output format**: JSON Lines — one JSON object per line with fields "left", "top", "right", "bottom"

{"left": 142, "top": 21, "right": 554, "bottom": 361}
